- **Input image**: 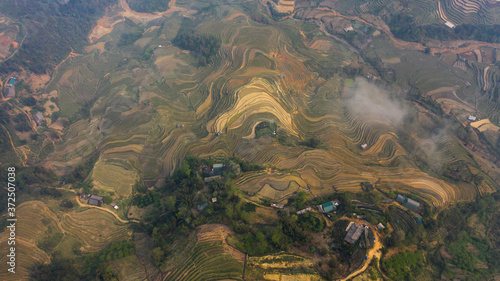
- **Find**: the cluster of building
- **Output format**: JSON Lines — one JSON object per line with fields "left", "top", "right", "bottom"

{"left": 3, "top": 76, "right": 46, "bottom": 126}
{"left": 201, "top": 161, "right": 241, "bottom": 183}
{"left": 202, "top": 163, "right": 225, "bottom": 182}
{"left": 395, "top": 194, "right": 420, "bottom": 212}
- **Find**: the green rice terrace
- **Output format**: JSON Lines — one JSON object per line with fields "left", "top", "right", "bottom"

{"left": 0, "top": 0, "right": 499, "bottom": 280}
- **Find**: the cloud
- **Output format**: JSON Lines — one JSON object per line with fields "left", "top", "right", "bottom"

{"left": 346, "top": 78, "right": 407, "bottom": 126}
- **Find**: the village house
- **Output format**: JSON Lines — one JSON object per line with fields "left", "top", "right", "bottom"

{"left": 395, "top": 194, "right": 420, "bottom": 212}
{"left": 87, "top": 195, "right": 104, "bottom": 207}
{"left": 317, "top": 200, "right": 339, "bottom": 213}
{"left": 33, "top": 112, "right": 45, "bottom": 125}
{"left": 444, "top": 21, "right": 455, "bottom": 28}
{"left": 467, "top": 115, "right": 477, "bottom": 121}
{"left": 271, "top": 203, "right": 284, "bottom": 209}
{"left": 345, "top": 223, "right": 364, "bottom": 244}
{"left": 110, "top": 202, "right": 119, "bottom": 210}
{"left": 4, "top": 85, "right": 15, "bottom": 98}
{"left": 296, "top": 207, "right": 312, "bottom": 215}
{"left": 377, "top": 223, "right": 385, "bottom": 231}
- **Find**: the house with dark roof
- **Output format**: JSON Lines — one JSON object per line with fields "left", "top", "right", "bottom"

{"left": 5, "top": 85, "right": 15, "bottom": 98}
{"left": 212, "top": 164, "right": 224, "bottom": 175}
{"left": 87, "top": 195, "right": 103, "bottom": 207}
{"left": 395, "top": 194, "right": 420, "bottom": 212}
{"left": 345, "top": 223, "right": 364, "bottom": 244}
{"left": 405, "top": 198, "right": 420, "bottom": 212}
{"left": 33, "top": 112, "right": 45, "bottom": 125}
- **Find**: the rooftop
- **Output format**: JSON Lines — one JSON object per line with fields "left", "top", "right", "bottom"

{"left": 88, "top": 195, "right": 104, "bottom": 201}
{"left": 5, "top": 86, "right": 15, "bottom": 98}
{"left": 395, "top": 194, "right": 420, "bottom": 212}
{"left": 320, "top": 201, "right": 336, "bottom": 213}
{"left": 7, "top": 77, "right": 16, "bottom": 86}
{"left": 33, "top": 112, "right": 45, "bottom": 124}
{"left": 345, "top": 223, "right": 364, "bottom": 244}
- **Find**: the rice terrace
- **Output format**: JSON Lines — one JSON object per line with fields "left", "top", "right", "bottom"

{"left": 0, "top": 0, "right": 499, "bottom": 280}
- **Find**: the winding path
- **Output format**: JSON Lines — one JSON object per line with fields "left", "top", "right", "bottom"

{"left": 72, "top": 194, "right": 141, "bottom": 224}
{"left": 338, "top": 218, "right": 384, "bottom": 281}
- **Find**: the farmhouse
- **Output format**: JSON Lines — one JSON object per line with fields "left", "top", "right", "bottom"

{"left": 464, "top": 81, "right": 471, "bottom": 88}
{"left": 377, "top": 223, "right": 385, "bottom": 231}
{"left": 345, "top": 223, "right": 364, "bottom": 244}
{"left": 33, "top": 112, "right": 45, "bottom": 124}
{"left": 4, "top": 85, "right": 15, "bottom": 98}
{"left": 212, "top": 197, "right": 217, "bottom": 203}
{"left": 344, "top": 26, "right": 354, "bottom": 32}
{"left": 361, "top": 143, "right": 368, "bottom": 149}
{"left": 204, "top": 175, "right": 221, "bottom": 183}
{"left": 6, "top": 77, "right": 16, "bottom": 86}
{"left": 395, "top": 194, "right": 420, "bottom": 212}
{"left": 444, "top": 21, "right": 455, "bottom": 28}
{"left": 110, "top": 202, "right": 119, "bottom": 209}
{"left": 209, "top": 163, "right": 224, "bottom": 176}
{"left": 87, "top": 195, "right": 104, "bottom": 207}
{"left": 297, "top": 207, "right": 312, "bottom": 215}
{"left": 271, "top": 203, "right": 284, "bottom": 209}
{"left": 317, "top": 200, "right": 338, "bottom": 213}
{"left": 467, "top": 115, "right": 477, "bottom": 121}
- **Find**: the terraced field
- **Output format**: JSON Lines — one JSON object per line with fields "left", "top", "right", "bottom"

{"left": 163, "top": 224, "right": 244, "bottom": 281}
{"left": 60, "top": 208, "right": 130, "bottom": 253}
{"left": 0, "top": 201, "right": 55, "bottom": 280}
{"left": 439, "top": 0, "right": 500, "bottom": 25}
{"left": 0, "top": 197, "right": 132, "bottom": 280}
{"left": 38, "top": 0, "right": 499, "bottom": 225}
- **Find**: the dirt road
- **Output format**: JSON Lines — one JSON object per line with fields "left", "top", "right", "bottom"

{"left": 338, "top": 218, "right": 384, "bottom": 281}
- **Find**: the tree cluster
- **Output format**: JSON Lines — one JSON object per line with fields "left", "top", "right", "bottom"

{"left": 117, "top": 31, "right": 143, "bottom": 47}
{"left": 172, "top": 31, "right": 221, "bottom": 66}
{"left": 388, "top": 14, "right": 500, "bottom": 43}
{"left": 0, "top": 0, "right": 117, "bottom": 74}
{"left": 126, "top": 0, "right": 170, "bottom": 13}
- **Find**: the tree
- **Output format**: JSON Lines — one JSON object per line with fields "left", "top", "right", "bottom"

{"left": 103, "top": 196, "right": 112, "bottom": 204}
{"left": 22, "top": 96, "right": 37, "bottom": 106}
{"left": 151, "top": 247, "right": 165, "bottom": 266}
